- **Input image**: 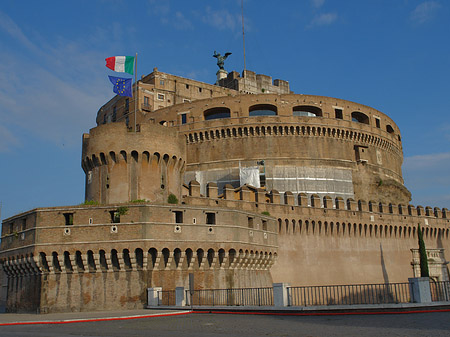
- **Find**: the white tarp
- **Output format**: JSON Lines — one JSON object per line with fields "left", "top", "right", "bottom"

{"left": 239, "top": 166, "right": 260, "bottom": 188}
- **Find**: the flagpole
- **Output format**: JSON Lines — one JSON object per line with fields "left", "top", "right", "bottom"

{"left": 134, "top": 52, "right": 137, "bottom": 133}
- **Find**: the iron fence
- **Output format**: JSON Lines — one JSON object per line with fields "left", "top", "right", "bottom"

{"left": 157, "top": 290, "right": 176, "bottom": 306}
{"left": 430, "top": 281, "right": 450, "bottom": 302}
{"left": 288, "top": 282, "right": 411, "bottom": 306}
{"left": 189, "top": 287, "right": 273, "bottom": 306}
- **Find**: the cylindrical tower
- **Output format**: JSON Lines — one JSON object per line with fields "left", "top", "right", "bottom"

{"left": 147, "top": 94, "right": 411, "bottom": 205}
{"left": 82, "top": 122, "right": 186, "bottom": 204}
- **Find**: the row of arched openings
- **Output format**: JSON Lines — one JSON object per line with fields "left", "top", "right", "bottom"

{"left": 277, "top": 218, "right": 450, "bottom": 239}
{"left": 185, "top": 124, "right": 398, "bottom": 155}
{"left": 38, "top": 248, "right": 275, "bottom": 273}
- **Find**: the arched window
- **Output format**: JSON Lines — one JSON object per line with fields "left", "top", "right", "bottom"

{"left": 386, "top": 125, "right": 395, "bottom": 134}
{"left": 204, "top": 107, "right": 231, "bottom": 120}
{"left": 249, "top": 104, "right": 277, "bottom": 117}
{"left": 351, "top": 111, "right": 370, "bottom": 125}
{"left": 293, "top": 105, "right": 322, "bottom": 117}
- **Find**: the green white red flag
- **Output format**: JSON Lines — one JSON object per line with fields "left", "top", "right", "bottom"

{"left": 105, "top": 56, "right": 135, "bottom": 75}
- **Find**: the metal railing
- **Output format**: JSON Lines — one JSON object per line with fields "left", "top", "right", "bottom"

{"left": 430, "top": 281, "right": 450, "bottom": 302}
{"left": 157, "top": 290, "right": 176, "bottom": 306}
{"left": 189, "top": 287, "right": 273, "bottom": 306}
{"left": 288, "top": 282, "right": 411, "bottom": 306}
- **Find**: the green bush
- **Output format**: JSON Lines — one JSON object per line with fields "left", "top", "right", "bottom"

{"left": 168, "top": 193, "right": 178, "bottom": 204}
{"left": 82, "top": 200, "right": 99, "bottom": 205}
{"left": 261, "top": 211, "right": 271, "bottom": 216}
{"left": 117, "top": 206, "right": 129, "bottom": 216}
{"left": 130, "top": 199, "right": 148, "bottom": 203}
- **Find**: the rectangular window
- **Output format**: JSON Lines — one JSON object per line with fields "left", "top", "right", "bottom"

{"left": 173, "top": 211, "right": 183, "bottom": 223}
{"left": 335, "top": 109, "right": 343, "bottom": 119}
{"left": 181, "top": 114, "right": 187, "bottom": 124}
{"left": 125, "top": 99, "right": 129, "bottom": 113}
{"left": 375, "top": 118, "right": 381, "bottom": 128}
{"left": 185, "top": 84, "right": 189, "bottom": 89}
{"left": 64, "top": 213, "right": 74, "bottom": 226}
{"left": 206, "top": 212, "right": 216, "bottom": 225}
{"left": 262, "top": 220, "right": 268, "bottom": 231}
{"left": 144, "top": 96, "right": 150, "bottom": 106}
{"left": 103, "top": 114, "right": 106, "bottom": 124}
{"left": 157, "top": 93, "right": 165, "bottom": 101}
{"left": 160, "top": 80, "right": 164, "bottom": 86}
{"left": 198, "top": 87, "right": 202, "bottom": 93}
{"left": 112, "top": 107, "right": 117, "bottom": 122}
{"left": 110, "top": 211, "right": 120, "bottom": 223}
{"left": 21, "top": 219, "right": 27, "bottom": 231}
{"left": 248, "top": 217, "right": 254, "bottom": 228}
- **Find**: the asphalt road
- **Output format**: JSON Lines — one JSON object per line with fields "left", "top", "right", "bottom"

{"left": 1, "top": 312, "right": 450, "bottom": 337}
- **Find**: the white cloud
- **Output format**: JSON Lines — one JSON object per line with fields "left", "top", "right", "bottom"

{"left": 0, "top": 11, "right": 111, "bottom": 151}
{"left": 311, "top": 0, "right": 325, "bottom": 8}
{"left": 0, "top": 125, "right": 20, "bottom": 152}
{"left": 147, "top": 1, "right": 193, "bottom": 30}
{"left": 309, "top": 12, "right": 338, "bottom": 27}
{"left": 202, "top": 6, "right": 241, "bottom": 32}
{"left": 410, "top": 1, "right": 441, "bottom": 24}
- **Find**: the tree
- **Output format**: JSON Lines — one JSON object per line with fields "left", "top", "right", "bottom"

{"left": 417, "top": 224, "right": 429, "bottom": 277}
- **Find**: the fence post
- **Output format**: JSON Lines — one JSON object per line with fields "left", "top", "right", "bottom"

{"left": 408, "top": 277, "right": 432, "bottom": 303}
{"left": 176, "top": 287, "right": 186, "bottom": 307}
{"left": 273, "top": 283, "right": 289, "bottom": 307}
{"left": 148, "top": 287, "right": 162, "bottom": 306}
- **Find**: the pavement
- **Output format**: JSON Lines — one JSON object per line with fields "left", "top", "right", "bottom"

{"left": 1, "top": 302, "right": 450, "bottom": 325}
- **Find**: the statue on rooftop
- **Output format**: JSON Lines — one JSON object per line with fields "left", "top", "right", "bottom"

{"left": 213, "top": 51, "right": 232, "bottom": 70}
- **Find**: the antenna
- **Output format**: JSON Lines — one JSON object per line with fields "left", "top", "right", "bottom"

{"left": 241, "top": 0, "right": 246, "bottom": 75}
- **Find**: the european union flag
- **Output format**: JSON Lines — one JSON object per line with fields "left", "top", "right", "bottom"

{"left": 108, "top": 76, "right": 132, "bottom": 97}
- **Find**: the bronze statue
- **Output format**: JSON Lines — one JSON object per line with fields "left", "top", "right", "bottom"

{"left": 213, "top": 51, "right": 232, "bottom": 70}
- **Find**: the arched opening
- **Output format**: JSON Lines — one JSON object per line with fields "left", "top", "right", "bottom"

{"left": 351, "top": 111, "right": 370, "bottom": 125}
{"left": 135, "top": 248, "right": 144, "bottom": 268}
{"left": 249, "top": 104, "right": 277, "bottom": 117}
{"left": 207, "top": 249, "right": 215, "bottom": 268}
{"left": 293, "top": 105, "right": 322, "bottom": 117}
{"left": 174, "top": 248, "right": 181, "bottom": 268}
{"left": 185, "top": 248, "right": 193, "bottom": 268}
{"left": 204, "top": 107, "right": 231, "bottom": 120}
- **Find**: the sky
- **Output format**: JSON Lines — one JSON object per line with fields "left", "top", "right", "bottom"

{"left": 0, "top": 0, "right": 449, "bottom": 221}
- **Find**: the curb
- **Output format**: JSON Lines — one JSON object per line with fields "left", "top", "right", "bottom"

{"left": 0, "top": 310, "right": 192, "bottom": 326}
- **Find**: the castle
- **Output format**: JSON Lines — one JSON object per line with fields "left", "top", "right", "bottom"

{"left": 1, "top": 67, "right": 449, "bottom": 313}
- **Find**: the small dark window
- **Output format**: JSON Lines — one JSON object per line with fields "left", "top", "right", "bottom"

{"left": 64, "top": 213, "right": 74, "bottom": 226}
{"left": 186, "top": 84, "right": 189, "bottom": 89}
{"left": 335, "top": 109, "right": 343, "bottom": 119}
{"left": 21, "top": 219, "right": 27, "bottom": 231}
{"left": 375, "top": 118, "right": 381, "bottom": 128}
{"left": 206, "top": 212, "right": 216, "bottom": 225}
{"left": 160, "top": 80, "right": 164, "bottom": 86}
{"left": 125, "top": 99, "right": 129, "bottom": 113}
{"left": 112, "top": 107, "right": 117, "bottom": 122}
{"left": 173, "top": 211, "right": 183, "bottom": 223}
{"left": 386, "top": 125, "right": 395, "bottom": 134}
{"left": 248, "top": 217, "right": 254, "bottom": 228}
{"left": 181, "top": 114, "right": 187, "bottom": 124}
{"left": 198, "top": 87, "right": 202, "bottom": 93}
{"left": 262, "top": 220, "right": 268, "bottom": 231}
{"left": 110, "top": 211, "right": 120, "bottom": 223}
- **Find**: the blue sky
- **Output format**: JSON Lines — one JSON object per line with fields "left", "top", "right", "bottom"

{"left": 0, "top": 0, "right": 449, "bottom": 220}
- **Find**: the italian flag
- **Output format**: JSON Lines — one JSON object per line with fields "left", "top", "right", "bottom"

{"left": 105, "top": 56, "right": 135, "bottom": 75}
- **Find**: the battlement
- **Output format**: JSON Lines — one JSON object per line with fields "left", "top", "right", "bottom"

{"left": 183, "top": 180, "right": 450, "bottom": 233}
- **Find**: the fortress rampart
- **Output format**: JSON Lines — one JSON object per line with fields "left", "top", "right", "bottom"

{"left": 1, "top": 68, "right": 448, "bottom": 313}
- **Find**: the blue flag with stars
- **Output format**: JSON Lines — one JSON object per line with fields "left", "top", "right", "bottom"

{"left": 108, "top": 75, "right": 132, "bottom": 97}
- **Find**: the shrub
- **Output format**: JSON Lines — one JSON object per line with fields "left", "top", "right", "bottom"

{"left": 168, "top": 193, "right": 178, "bottom": 204}
{"left": 261, "top": 211, "right": 271, "bottom": 216}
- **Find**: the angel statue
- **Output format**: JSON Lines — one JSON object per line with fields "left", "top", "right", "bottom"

{"left": 213, "top": 51, "right": 232, "bottom": 70}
